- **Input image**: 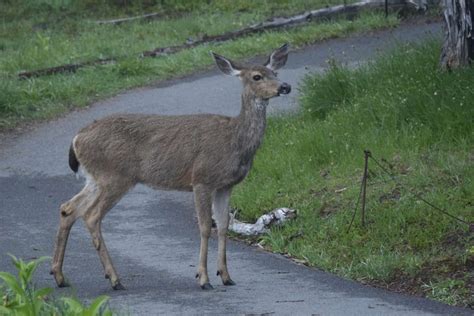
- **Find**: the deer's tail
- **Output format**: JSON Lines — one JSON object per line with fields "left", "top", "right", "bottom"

{"left": 68, "top": 143, "right": 80, "bottom": 173}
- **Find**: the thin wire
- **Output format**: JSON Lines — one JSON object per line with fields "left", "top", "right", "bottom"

{"left": 368, "top": 155, "right": 470, "bottom": 226}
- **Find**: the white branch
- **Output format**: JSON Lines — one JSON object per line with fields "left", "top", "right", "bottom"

{"left": 228, "top": 208, "right": 297, "bottom": 236}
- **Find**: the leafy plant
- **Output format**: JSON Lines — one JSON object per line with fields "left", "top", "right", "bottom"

{"left": 0, "top": 255, "right": 53, "bottom": 315}
{"left": 0, "top": 254, "right": 113, "bottom": 315}
{"left": 60, "top": 296, "right": 112, "bottom": 316}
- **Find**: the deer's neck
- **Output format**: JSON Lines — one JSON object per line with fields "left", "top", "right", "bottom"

{"left": 233, "top": 90, "right": 268, "bottom": 162}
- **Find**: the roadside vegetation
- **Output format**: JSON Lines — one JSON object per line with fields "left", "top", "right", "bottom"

{"left": 231, "top": 39, "right": 474, "bottom": 307}
{"left": 0, "top": 255, "right": 112, "bottom": 315}
{"left": 0, "top": 0, "right": 398, "bottom": 129}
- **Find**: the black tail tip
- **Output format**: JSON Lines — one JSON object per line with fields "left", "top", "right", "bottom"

{"left": 68, "top": 144, "right": 80, "bottom": 173}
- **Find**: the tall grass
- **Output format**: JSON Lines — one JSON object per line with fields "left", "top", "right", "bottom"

{"left": 232, "top": 40, "right": 474, "bottom": 307}
{"left": 300, "top": 41, "right": 473, "bottom": 142}
{"left": 2, "top": 0, "right": 354, "bottom": 19}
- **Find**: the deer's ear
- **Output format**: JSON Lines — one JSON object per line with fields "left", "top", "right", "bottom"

{"left": 211, "top": 52, "right": 241, "bottom": 76}
{"left": 264, "top": 43, "right": 289, "bottom": 71}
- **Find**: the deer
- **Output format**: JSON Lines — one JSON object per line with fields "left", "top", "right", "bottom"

{"left": 50, "top": 44, "right": 291, "bottom": 290}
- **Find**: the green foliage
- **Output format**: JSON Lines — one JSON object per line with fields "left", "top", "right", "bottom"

{"left": 0, "top": 255, "right": 113, "bottom": 315}
{"left": 232, "top": 40, "right": 474, "bottom": 307}
{"left": 0, "top": 255, "right": 53, "bottom": 315}
{"left": 60, "top": 296, "right": 112, "bottom": 316}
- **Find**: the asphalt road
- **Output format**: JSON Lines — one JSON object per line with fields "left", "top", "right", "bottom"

{"left": 0, "top": 21, "right": 471, "bottom": 315}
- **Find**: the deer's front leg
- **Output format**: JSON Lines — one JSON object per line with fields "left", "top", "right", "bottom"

{"left": 213, "top": 188, "right": 235, "bottom": 286}
{"left": 193, "top": 184, "right": 213, "bottom": 290}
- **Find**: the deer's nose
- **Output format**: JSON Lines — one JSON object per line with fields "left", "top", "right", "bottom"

{"left": 278, "top": 83, "right": 291, "bottom": 95}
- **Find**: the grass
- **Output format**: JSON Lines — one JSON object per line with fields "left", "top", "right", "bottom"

{"left": 231, "top": 40, "right": 474, "bottom": 308}
{"left": 0, "top": 0, "right": 399, "bottom": 129}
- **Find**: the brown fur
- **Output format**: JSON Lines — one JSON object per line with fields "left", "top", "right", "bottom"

{"left": 51, "top": 44, "right": 291, "bottom": 290}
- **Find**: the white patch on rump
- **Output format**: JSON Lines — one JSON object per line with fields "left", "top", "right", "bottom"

{"left": 75, "top": 166, "right": 99, "bottom": 214}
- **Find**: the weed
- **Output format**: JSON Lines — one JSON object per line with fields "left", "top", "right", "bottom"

{"left": 0, "top": 254, "right": 113, "bottom": 315}
{"left": 422, "top": 279, "right": 471, "bottom": 306}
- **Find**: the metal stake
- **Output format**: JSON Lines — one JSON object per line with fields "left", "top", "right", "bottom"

{"left": 361, "top": 150, "right": 371, "bottom": 227}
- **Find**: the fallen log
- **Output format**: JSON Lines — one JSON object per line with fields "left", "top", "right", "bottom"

{"left": 142, "top": 0, "right": 400, "bottom": 57}
{"left": 18, "top": 0, "right": 407, "bottom": 79}
{"left": 18, "top": 58, "right": 114, "bottom": 79}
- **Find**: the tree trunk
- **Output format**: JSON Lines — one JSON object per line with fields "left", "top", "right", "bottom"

{"left": 440, "top": 0, "right": 474, "bottom": 70}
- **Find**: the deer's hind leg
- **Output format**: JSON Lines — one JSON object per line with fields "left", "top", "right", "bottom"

{"left": 82, "top": 176, "right": 133, "bottom": 290}
{"left": 213, "top": 188, "right": 235, "bottom": 286}
{"left": 51, "top": 177, "right": 98, "bottom": 287}
{"left": 51, "top": 172, "right": 132, "bottom": 290}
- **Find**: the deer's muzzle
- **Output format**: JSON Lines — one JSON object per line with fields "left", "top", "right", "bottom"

{"left": 278, "top": 83, "right": 291, "bottom": 95}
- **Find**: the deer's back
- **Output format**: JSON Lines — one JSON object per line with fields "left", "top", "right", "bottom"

{"left": 73, "top": 113, "right": 247, "bottom": 191}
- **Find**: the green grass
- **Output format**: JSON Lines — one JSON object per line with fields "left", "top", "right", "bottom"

{"left": 0, "top": 0, "right": 398, "bottom": 129}
{"left": 231, "top": 40, "right": 474, "bottom": 307}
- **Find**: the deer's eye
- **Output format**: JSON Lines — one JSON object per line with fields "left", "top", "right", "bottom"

{"left": 253, "top": 74, "right": 262, "bottom": 81}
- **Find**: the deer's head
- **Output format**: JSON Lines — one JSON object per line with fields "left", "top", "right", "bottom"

{"left": 212, "top": 44, "right": 291, "bottom": 101}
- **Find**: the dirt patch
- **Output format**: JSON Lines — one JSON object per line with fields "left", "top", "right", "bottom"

{"left": 368, "top": 256, "right": 473, "bottom": 307}
{"left": 379, "top": 187, "right": 401, "bottom": 203}
{"left": 368, "top": 230, "right": 474, "bottom": 308}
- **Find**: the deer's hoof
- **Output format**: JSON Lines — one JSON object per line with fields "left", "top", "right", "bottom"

{"left": 223, "top": 279, "right": 236, "bottom": 286}
{"left": 112, "top": 281, "right": 126, "bottom": 291}
{"left": 53, "top": 273, "right": 70, "bottom": 288}
{"left": 57, "top": 279, "right": 70, "bottom": 288}
{"left": 200, "top": 283, "right": 214, "bottom": 290}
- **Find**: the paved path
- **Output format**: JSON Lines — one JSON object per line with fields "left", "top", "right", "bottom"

{"left": 1, "top": 21, "right": 471, "bottom": 315}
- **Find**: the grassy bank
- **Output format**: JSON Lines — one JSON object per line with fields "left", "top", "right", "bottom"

{"left": 231, "top": 40, "right": 474, "bottom": 307}
{"left": 0, "top": 0, "right": 398, "bottom": 129}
